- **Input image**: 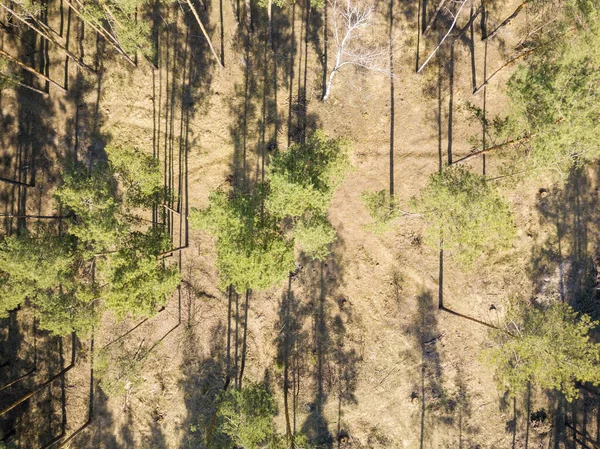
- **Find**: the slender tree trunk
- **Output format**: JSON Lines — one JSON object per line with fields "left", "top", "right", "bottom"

{"left": 185, "top": 0, "right": 223, "bottom": 68}
{"left": 0, "top": 177, "right": 33, "bottom": 187}
{"left": 473, "top": 48, "right": 535, "bottom": 94}
{"left": 453, "top": 3, "right": 484, "bottom": 41}
{"left": 322, "top": 0, "right": 328, "bottom": 99}
{"left": 0, "top": 4, "right": 96, "bottom": 73}
{"left": 226, "top": 285, "right": 232, "bottom": 384}
{"left": 15, "top": 80, "right": 48, "bottom": 95}
{"left": 0, "top": 48, "right": 66, "bottom": 92}
{"left": 484, "top": 1, "right": 528, "bottom": 42}
{"left": 283, "top": 276, "right": 294, "bottom": 448}
{"left": 322, "top": 68, "right": 336, "bottom": 101}
{"left": 417, "top": 0, "right": 468, "bottom": 73}
{"left": 63, "top": 0, "right": 136, "bottom": 66}
{"left": 234, "top": 291, "right": 239, "bottom": 388}
{"left": 267, "top": 0, "right": 272, "bottom": 45}
{"left": 451, "top": 134, "right": 533, "bottom": 165}
{"left": 0, "top": 336, "right": 75, "bottom": 417}
{"left": 238, "top": 289, "right": 250, "bottom": 389}
{"left": 244, "top": 0, "right": 251, "bottom": 33}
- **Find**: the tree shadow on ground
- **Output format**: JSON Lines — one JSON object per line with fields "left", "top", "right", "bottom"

{"left": 227, "top": 1, "right": 299, "bottom": 191}
{"left": 531, "top": 165, "right": 600, "bottom": 319}
{"left": 528, "top": 164, "right": 600, "bottom": 449}
{"left": 402, "top": 290, "right": 478, "bottom": 448}
{"left": 291, "top": 237, "right": 362, "bottom": 448}
{"left": 179, "top": 321, "right": 227, "bottom": 449}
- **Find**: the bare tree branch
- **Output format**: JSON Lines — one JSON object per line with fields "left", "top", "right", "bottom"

{"left": 323, "top": 0, "right": 394, "bottom": 101}
{"left": 417, "top": 0, "right": 469, "bottom": 73}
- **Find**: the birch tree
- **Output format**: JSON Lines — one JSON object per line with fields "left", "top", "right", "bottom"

{"left": 322, "top": 0, "right": 388, "bottom": 101}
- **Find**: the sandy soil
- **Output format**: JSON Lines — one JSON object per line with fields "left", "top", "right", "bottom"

{"left": 1, "top": 0, "right": 599, "bottom": 448}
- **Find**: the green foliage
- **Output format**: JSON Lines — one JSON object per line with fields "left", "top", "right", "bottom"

{"left": 192, "top": 131, "right": 351, "bottom": 291}
{"left": 414, "top": 165, "right": 515, "bottom": 266}
{"left": 190, "top": 188, "right": 295, "bottom": 292}
{"left": 500, "top": 1, "right": 600, "bottom": 175}
{"left": 36, "top": 287, "right": 97, "bottom": 337}
{"left": 293, "top": 215, "right": 337, "bottom": 260}
{"left": 11, "top": 0, "right": 45, "bottom": 16}
{"left": 0, "top": 58, "right": 21, "bottom": 91}
{"left": 78, "top": 0, "right": 154, "bottom": 58}
{"left": 55, "top": 161, "right": 125, "bottom": 253}
{"left": 266, "top": 130, "right": 351, "bottom": 259}
{"left": 0, "top": 231, "right": 74, "bottom": 318}
{"left": 106, "top": 145, "right": 162, "bottom": 207}
{"left": 95, "top": 341, "right": 147, "bottom": 397}
{"left": 104, "top": 229, "right": 181, "bottom": 319}
{"left": 212, "top": 383, "right": 313, "bottom": 449}
{"left": 361, "top": 189, "right": 400, "bottom": 234}
{"left": 0, "top": 440, "right": 18, "bottom": 449}
{"left": 267, "top": 131, "right": 351, "bottom": 218}
{"left": 0, "top": 147, "right": 178, "bottom": 335}
{"left": 217, "top": 383, "right": 277, "bottom": 449}
{"left": 484, "top": 302, "right": 600, "bottom": 401}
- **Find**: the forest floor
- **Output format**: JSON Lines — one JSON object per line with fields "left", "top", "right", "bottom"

{"left": 1, "top": 0, "right": 599, "bottom": 448}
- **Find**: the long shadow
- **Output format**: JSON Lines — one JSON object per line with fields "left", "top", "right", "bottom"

{"left": 529, "top": 165, "right": 600, "bottom": 448}
{"left": 275, "top": 275, "right": 311, "bottom": 444}
{"left": 389, "top": 0, "right": 395, "bottom": 198}
{"left": 0, "top": 2, "right": 77, "bottom": 444}
{"left": 296, "top": 237, "right": 360, "bottom": 448}
{"left": 179, "top": 322, "right": 228, "bottom": 449}
{"left": 531, "top": 166, "right": 600, "bottom": 317}
{"left": 226, "top": 0, "right": 294, "bottom": 191}
{"left": 403, "top": 290, "right": 477, "bottom": 447}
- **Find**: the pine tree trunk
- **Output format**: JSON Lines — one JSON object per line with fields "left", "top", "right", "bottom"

{"left": 64, "top": 0, "right": 136, "bottom": 67}
{"left": 0, "top": 4, "right": 95, "bottom": 74}
{"left": 484, "top": 1, "right": 528, "bottom": 41}
{"left": 0, "top": 48, "right": 66, "bottom": 92}
{"left": 238, "top": 289, "right": 250, "bottom": 389}
{"left": 473, "top": 48, "right": 535, "bottom": 94}
{"left": 423, "top": 0, "right": 448, "bottom": 35}
{"left": 185, "top": 0, "right": 224, "bottom": 68}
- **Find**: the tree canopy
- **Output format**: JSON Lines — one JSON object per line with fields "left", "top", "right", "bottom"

{"left": 191, "top": 130, "right": 351, "bottom": 292}
{"left": 0, "top": 145, "right": 180, "bottom": 335}
{"left": 498, "top": 0, "right": 600, "bottom": 175}
{"left": 214, "top": 382, "right": 313, "bottom": 449}
{"left": 484, "top": 301, "right": 600, "bottom": 401}
{"left": 414, "top": 165, "right": 515, "bottom": 266}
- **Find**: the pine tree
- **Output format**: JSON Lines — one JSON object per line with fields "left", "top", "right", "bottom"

{"left": 484, "top": 301, "right": 600, "bottom": 401}
{"left": 0, "top": 146, "right": 179, "bottom": 335}
{"left": 415, "top": 165, "right": 515, "bottom": 266}
{"left": 191, "top": 131, "right": 351, "bottom": 291}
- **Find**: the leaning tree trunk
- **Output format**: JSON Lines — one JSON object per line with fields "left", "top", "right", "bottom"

{"left": 473, "top": 48, "right": 535, "bottom": 94}
{"left": 451, "top": 134, "right": 533, "bottom": 165}
{"left": 0, "top": 4, "right": 96, "bottom": 74}
{"left": 64, "top": 0, "right": 136, "bottom": 67}
{"left": 484, "top": 1, "right": 528, "bottom": 41}
{"left": 185, "top": 0, "right": 224, "bottom": 68}
{"left": 0, "top": 48, "right": 66, "bottom": 92}
{"left": 423, "top": 0, "right": 449, "bottom": 35}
